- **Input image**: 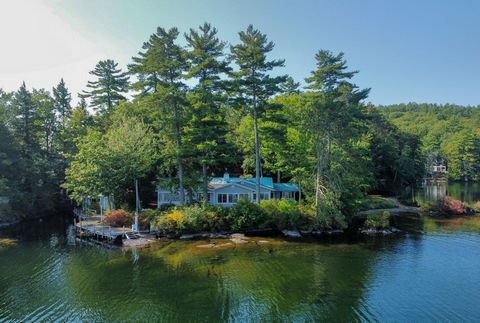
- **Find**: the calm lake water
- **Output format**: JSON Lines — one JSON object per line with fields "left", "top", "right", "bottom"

{"left": 412, "top": 181, "right": 480, "bottom": 205}
{"left": 2, "top": 211, "right": 480, "bottom": 322}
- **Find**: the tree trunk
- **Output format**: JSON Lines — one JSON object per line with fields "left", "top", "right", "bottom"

{"left": 202, "top": 162, "right": 208, "bottom": 205}
{"left": 315, "top": 137, "right": 324, "bottom": 213}
{"left": 253, "top": 102, "right": 261, "bottom": 203}
{"left": 173, "top": 101, "right": 185, "bottom": 205}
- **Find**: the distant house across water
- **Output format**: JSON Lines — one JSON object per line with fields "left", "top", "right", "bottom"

{"left": 431, "top": 165, "right": 447, "bottom": 173}
{"left": 157, "top": 172, "right": 299, "bottom": 207}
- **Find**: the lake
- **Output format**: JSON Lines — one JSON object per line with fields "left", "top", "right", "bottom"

{"left": 410, "top": 181, "right": 480, "bottom": 205}
{"left": 1, "top": 212, "right": 480, "bottom": 322}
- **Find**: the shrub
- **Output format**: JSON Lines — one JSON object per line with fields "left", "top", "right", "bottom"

{"left": 315, "top": 190, "right": 346, "bottom": 229}
{"left": 442, "top": 196, "right": 465, "bottom": 215}
{"left": 365, "top": 211, "right": 390, "bottom": 229}
{"left": 227, "top": 199, "right": 271, "bottom": 231}
{"left": 104, "top": 209, "right": 132, "bottom": 227}
{"left": 260, "top": 199, "right": 307, "bottom": 230}
{"left": 154, "top": 209, "right": 186, "bottom": 235}
{"left": 153, "top": 205, "right": 227, "bottom": 235}
{"left": 359, "top": 196, "right": 399, "bottom": 211}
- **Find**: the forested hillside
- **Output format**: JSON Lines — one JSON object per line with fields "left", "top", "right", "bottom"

{"left": 0, "top": 23, "right": 424, "bottom": 226}
{"left": 377, "top": 103, "right": 480, "bottom": 181}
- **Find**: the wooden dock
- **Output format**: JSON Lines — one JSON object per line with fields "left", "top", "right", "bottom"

{"left": 74, "top": 209, "right": 134, "bottom": 244}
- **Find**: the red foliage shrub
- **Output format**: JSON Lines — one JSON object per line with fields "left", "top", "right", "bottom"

{"left": 442, "top": 196, "right": 466, "bottom": 215}
{"left": 104, "top": 209, "right": 132, "bottom": 227}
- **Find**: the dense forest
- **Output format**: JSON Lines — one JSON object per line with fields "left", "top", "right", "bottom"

{"left": 378, "top": 103, "right": 480, "bottom": 181}
{"left": 0, "top": 23, "right": 425, "bottom": 226}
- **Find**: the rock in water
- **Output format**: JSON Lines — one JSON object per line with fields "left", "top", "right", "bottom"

{"left": 282, "top": 230, "right": 301, "bottom": 238}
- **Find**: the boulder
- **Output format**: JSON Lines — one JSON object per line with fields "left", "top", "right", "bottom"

{"left": 180, "top": 233, "right": 209, "bottom": 240}
{"left": 282, "top": 229, "right": 302, "bottom": 238}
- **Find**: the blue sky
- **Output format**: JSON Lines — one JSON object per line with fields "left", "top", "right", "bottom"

{"left": 2, "top": 0, "right": 480, "bottom": 105}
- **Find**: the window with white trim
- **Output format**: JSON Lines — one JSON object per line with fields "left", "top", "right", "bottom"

{"left": 217, "top": 194, "right": 228, "bottom": 203}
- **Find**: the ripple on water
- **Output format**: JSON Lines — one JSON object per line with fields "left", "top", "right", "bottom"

{"left": 1, "top": 225, "right": 480, "bottom": 321}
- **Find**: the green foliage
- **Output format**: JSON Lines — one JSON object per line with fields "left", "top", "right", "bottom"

{"left": 226, "top": 199, "right": 272, "bottom": 231}
{"left": 260, "top": 199, "right": 305, "bottom": 230}
{"left": 377, "top": 103, "right": 480, "bottom": 182}
{"left": 230, "top": 25, "right": 287, "bottom": 202}
{"left": 365, "top": 211, "right": 391, "bottom": 229}
{"left": 0, "top": 24, "right": 431, "bottom": 228}
{"left": 53, "top": 78, "right": 72, "bottom": 127}
{"left": 80, "top": 59, "right": 129, "bottom": 112}
{"left": 359, "top": 196, "right": 399, "bottom": 211}
{"left": 153, "top": 205, "right": 226, "bottom": 235}
{"left": 63, "top": 117, "right": 157, "bottom": 205}
{"left": 363, "top": 106, "right": 425, "bottom": 191}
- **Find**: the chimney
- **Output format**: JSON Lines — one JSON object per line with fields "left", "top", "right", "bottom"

{"left": 223, "top": 171, "right": 230, "bottom": 179}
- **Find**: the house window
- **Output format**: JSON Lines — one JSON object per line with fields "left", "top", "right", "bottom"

{"left": 283, "top": 192, "right": 293, "bottom": 199}
{"left": 217, "top": 194, "right": 228, "bottom": 203}
{"left": 207, "top": 193, "right": 212, "bottom": 202}
{"left": 252, "top": 193, "right": 270, "bottom": 200}
{"left": 228, "top": 194, "right": 238, "bottom": 203}
{"left": 260, "top": 192, "right": 270, "bottom": 200}
{"left": 239, "top": 193, "right": 249, "bottom": 201}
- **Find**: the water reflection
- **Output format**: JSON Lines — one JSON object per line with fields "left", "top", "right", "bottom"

{"left": 1, "top": 215, "right": 480, "bottom": 321}
{"left": 406, "top": 181, "right": 480, "bottom": 205}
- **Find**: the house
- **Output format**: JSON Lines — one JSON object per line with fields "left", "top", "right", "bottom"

{"left": 431, "top": 165, "right": 447, "bottom": 173}
{"left": 156, "top": 172, "right": 299, "bottom": 207}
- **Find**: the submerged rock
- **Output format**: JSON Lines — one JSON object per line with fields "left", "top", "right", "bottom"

{"left": 282, "top": 229, "right": 302, "bottom": 238}
{"left": 360, "top": 227, "right": 401, "bottom": 235}
{"left": 230, "top": 233, "right": 249, "bottom": 244}
{"left": 324, "top": 229, "right": 344, "bottom": 236}
{"left": 180, "top": 233, "right": 210, "bottom": 240}
{"left": 197, "top": 243, "right": 216, "bottom": 249}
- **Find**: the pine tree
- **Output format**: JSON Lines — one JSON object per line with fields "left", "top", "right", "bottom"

{"left": 32, "top": 89, "right": 56, "bottom": 154}
{"left": 130, "top": 27, "right": 189, "bottom": 204}
{"left": 184, "top": 22, "right": 233, "bottom": 203}
{"left": 304, "top": 50, "right": 369, "bottom": 211}
{"left": 12, "top": 82, "right": 38, "bottom": 159}
{"left": 53, "top": 78, "right": 72, "bottom": 128}
{"left": 78, "top": 97, "right": 87, "bottom": 110}
{"left": 230, "top": 25, "right": 287, "bottom": 203}
{"left": 280, "top": 76, "right": 301, "bottom": 94}
{"left": 81, "top": 59, "right": 129, "bottom": 112}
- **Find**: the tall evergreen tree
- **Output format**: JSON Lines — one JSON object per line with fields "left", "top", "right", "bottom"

{"left": 230, "top": 25, "right": 286, "bottom": 203}
{"left": 81, "top": 59, "right": 129, "bottom": 112}
{"left": 53, "top": 78, "right": 72, "bottom": 128}
{"left": 32, "top": 89, "right": 56, "bottom": 154}
{"left": 130, "top": 27, "right": 189, "bottom": 204}
{"left": 304, "top": 50, "right": 369, "bottom": 212}
{"left": 78, "top": 97, "right": 87, "bottom": 110}
{"left": 280, "top": 76, "right": 301, "bottom": 94}
{"left": 12, "top": 82, "right": 38, "bottom": 159}
{"left": 184, "top": 22, "right": 233, "bottom": 203}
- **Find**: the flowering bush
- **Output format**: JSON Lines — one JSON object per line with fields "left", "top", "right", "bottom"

{"left": 442, "top": 196, "right": 465, "bottom": 215}
{"left": 153, "top": 205, "right": 227, "bottom": 234}
{"left": 104, "top": 209, "right": 132, "bottom": 227}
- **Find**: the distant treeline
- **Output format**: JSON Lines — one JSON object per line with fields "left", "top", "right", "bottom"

{"left": 377, "top": 103, "right": 480, "bottom": 181}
